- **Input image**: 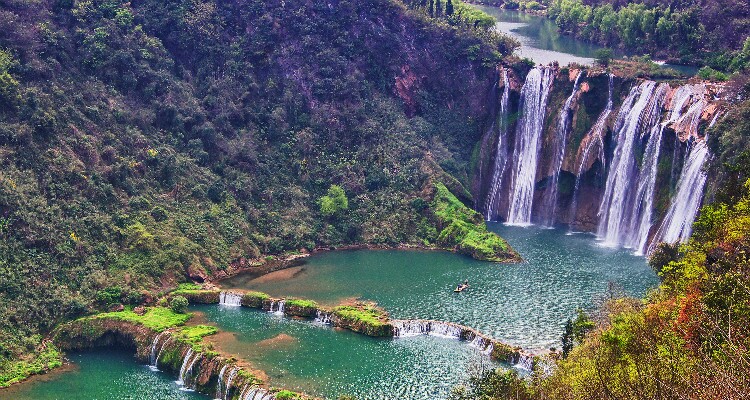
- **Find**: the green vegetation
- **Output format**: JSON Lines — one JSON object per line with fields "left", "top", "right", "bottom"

{"left": 274, "top": 390, "right": 301, "bottom": 400}
{"left": 286, "top": 299, "right": 319, "bottom": 309}
{"left": 241, "top": 291, "right": 271, "bottom": 308}
{"left": 169, "top": 296, "right": 189, "bottom": 314}
{"left": 332, "top": 303, "right": 393, "bottom": 337}
{"left": 432, "top": 183, "right": 518, "bottom": 262}
{"left": 175, "top": 325, "right": 218, "bottom": 348}
{"left": 319, "top": 185, "right": 349, "bottom": 218}
{"left": 93, "top": 307, "right": 191, "bottom": 331}
{"left": 0, "top": 0, "right": 518, "bottom": 380}
{"left": 0, "top": 343, "right": 62, "bottom": 388}
{"left": 594, "top": 48, "right": 613, "bottom": 67}
{"left": 547, "top": 0, "right": 750, "bottom": 72}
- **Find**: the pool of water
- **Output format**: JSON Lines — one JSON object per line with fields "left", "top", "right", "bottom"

{"left": 195, "top": 304, "right": 499, "bottom": 400}
{"left": 473, "top": 5, "right": 698, "bottom": 75}
{"left": 3, "top": 350, "right": 207, "bottom": 400}
{"left": 221, "top": 224, "right": 658, "bottom": 350}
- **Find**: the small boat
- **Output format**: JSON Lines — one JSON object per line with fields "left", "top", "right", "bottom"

{"left": 454, "top": 284, "right": 469, "bottom": 293}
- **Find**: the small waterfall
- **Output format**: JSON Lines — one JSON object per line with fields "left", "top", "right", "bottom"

{"left": 467, "top": 334, "right": 494, "bottom": 355}
{"left": 484, "top": 69, "right": 512, "bottom": 221}
{"left": 506, "top": 67, "right": 554, "bottom": 225}
{"left": 268, "top": 300, "right": 285, "bottom": 315}
{"left": 176, "top": 348, "right": 194, "bottom": 386}
{"left": 514, "top": 354, "right": 534, "bottom": 371}
{"left": 597, "top": 81, "right": 667, "bottom": 247}
{"left": 391, "top": 320, "right": 462, "bottom": 339}
{"left": 650, "top": 136, "right": 710, "bottom": 249}
{"left": 176, "top": 348, "right": 201, "bottom": 389}
{"left": 215, "top": 365, "right": 228, "bottom": 399}
{"left": 539, "top": 72, "right": 582, "bottom": 226}
{"left": 570, "top": 74, "right": 613, "bottom": 227}
{"left": 219, "top": 292, "right": 242, "bottom": 307}
{"left": 314, "top": 310, "right": 332, "bottom": 325}
{"left": 239, "top": 385, "right": 275, "bottom": 400}
{"left": 149, "top": 331, "right": 168, "bottom": 371}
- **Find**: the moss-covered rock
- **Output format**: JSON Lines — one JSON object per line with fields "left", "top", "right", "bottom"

{"left": 241, "top": 291, "right": 271, "bottom": 308}
{"left": 332, "top": 303, "right": 394, "bottom": 337}
{"left": 284, "top": 299, "right": 319, "bottom": 318}
{"left": 169, "top": 290, "right": 220, "bottom": 304}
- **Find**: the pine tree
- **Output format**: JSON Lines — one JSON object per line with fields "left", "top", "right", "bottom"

{"left": 435, "top": 0, "right": 442, "bottom": 17}
{"left": 446, "top": 0, "right": 454, "bottom": 16}
{"left": 561, "top": 318, "right": 574, "bottom": 358}
{"left": 428, "top": 0, "right": 434, "bottom": 17}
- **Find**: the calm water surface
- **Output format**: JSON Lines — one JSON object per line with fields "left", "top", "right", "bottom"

{"left": 222, "top": 225, "right": 658, "bottom": 350}
{"left": 4, "top": 350, "right": 206, "bottom": 400}
{"left": 473, "top": 5, "right": 697, "bottom": 75}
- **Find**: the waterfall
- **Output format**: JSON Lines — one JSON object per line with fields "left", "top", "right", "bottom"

{"left": 650, "top": 136, "right": 710, "bottom": 249}
{"left": 219, "top": 292, "right": 242, "bottom": 307}
{"left": 626, "top": 85, "right": 705, "bottom": 254}
{"left": 468, "top": 334, "right": 494, "bottom": 355}
{"left": 506, "top": 67, "right": 554, "bottom": 225}
{"left": 176, "top": 348, "right": 194, "bottom": 386}
{"left": 391, "top": 320, "right": 463, "bottom": 339}
{"left": 597, "top": 81, "right": 667, "bottom": 247}
{"left": 570, "top": 74, "right": 613, "bottom": 227}
{"left": 149, "top": 331, "right": 168, "bottom": 371}
{"left": 216, "top": 365, "right": 228, "bottom": 399}
{"left": 539, "top": 72, "right": 582, "bottom": 226}
{"left": 515, "top": 354, "right": 534, "bottom": 371}
{"left": 314, "top": 310, "right": 332, "bottom": 325}
{"left": 268, "top": 300, "right": 285, "bottom": 315}
{"left": 484, "top": 69, "right": 511, "bottom": 221}
{"left": 239, "top": 385, "right": 275, "bottom": 400}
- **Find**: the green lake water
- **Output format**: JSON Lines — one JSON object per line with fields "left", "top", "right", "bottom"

{"left": 7, "top": 226, "right": 658, "bottom": 400}
{"left": 222, "top": 224, "right": 658, "bottom": 350}
{"left": 3, "top": 350, "right": 206, "bottom": 400}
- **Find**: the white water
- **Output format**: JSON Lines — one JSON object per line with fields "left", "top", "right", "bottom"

{"left": 269, "top": 300, "right": 285, "bottom": 315}
{"left": 484, "top": 69, "right": 511, "bottom": 221}
{"left": 597, "top": 81, "right": 667, "bottom": 247}
{"left": 392, "top": 320, "right": 463, "bottom": 339}
{"left": 539, "top": 72, "right": 582, "bottom": 226}
{"left": 314, "top": 310, "right": 332, "bottom": 325}
{"left": 506, "top": 67, "right": 554, "bottom": 225}
{"left": 651, "top": 136, "right": 711, "bottom": 249}
{"left": 219, "top": 292, "right": 242, "bottom": 307}
{"left": 215, "top": 365, "right": 228, "bottom": 400}
{"left": 570, "top": 74, "right": 613, "bottom": 225}
{"left": 239, "top": 385, "right": 275, "bottom": 400}
{"left": 626, "top": 85, "right": 705, "bottom": 253}
{"left": 176, "top": 348, "right": 194, "bottom": 387}
{"left": 149, "top": 331, "right": 168, "bottom": 371}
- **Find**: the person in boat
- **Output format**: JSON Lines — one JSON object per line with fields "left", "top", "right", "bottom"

{"left": 455, "top": 280, "right": 469, "bottom": 292}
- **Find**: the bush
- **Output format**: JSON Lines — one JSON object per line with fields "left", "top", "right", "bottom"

{"left": 169, "top": 296, "right": 189, "bottom": 314}
{"left": 595, "top": 48, "right": 614, "bottom": 67}
{"left": 319, "top": 184, "right": 349, "bottom": 217}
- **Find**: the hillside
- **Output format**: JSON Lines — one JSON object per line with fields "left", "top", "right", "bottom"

{"left": 0, "top": 0, "right": 518, "bottom": 383}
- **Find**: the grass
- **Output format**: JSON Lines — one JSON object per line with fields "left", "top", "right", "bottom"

{"left": 176, "top": 325, "right": 218, "bottom": 342}
{"left": 286, "top": 299, "right": 318, "bottom": 309}
{"left": 333, "top": 304, "right": 389, "bottom": 328}
{"left": 177, "top": 283, "right": 202, "bottom": 291}
{"left": 93, "top": 307, "right": 191, "bottom": 331}
{"left": 0, "top": 344, "right": 63, "bottom": 388}
{"left": 432, "top": 182, "right": 518, "bottom": 262}
{"left": 274, "top": 390, "right": 300, "bottom": 400}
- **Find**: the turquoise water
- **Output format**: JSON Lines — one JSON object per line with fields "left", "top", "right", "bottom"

{"left": 221, "top": 225, "right": 658, "bottom": 350}
{"left": 195, "top": 305, "right": 499, "bottom": 400}
{"left": 3, "top": 350, "right": 206, "bottom": 400}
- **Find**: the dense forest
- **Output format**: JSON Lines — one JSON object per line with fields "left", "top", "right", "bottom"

{"left": 0, "top": 0, "right": 520, "bottom": 385}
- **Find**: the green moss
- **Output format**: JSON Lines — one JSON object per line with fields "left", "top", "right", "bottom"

{"left": 241, "top": 291, "right": 271, "bottom": 308}
{"left": 93, "top": 307, "right": 191, "bottom": 331}
{"left": 176, "top": 325, "right": 218, "bottom": 343}
{"left": 285, "top": 298, "right": 319, "bottom": 318}
{"left": 170, "top": 289, "right": 220, "bottom": 304}
{"left": 332, "top": 303, "right": 393, "bottom": 337}
{"left": 431, "top": 182, "right": 519, "bottom": 262}
{"left": 286, "top": 299, "right": 318, "bottom": 309}
{"left": 0, "top": 344, "right": 63, "bottom": 388}
{"left": 177, "top": 283, "right": 202, "bottom": 291}
{"left": 274, "top": 390, "right": 300, "bottom": 400}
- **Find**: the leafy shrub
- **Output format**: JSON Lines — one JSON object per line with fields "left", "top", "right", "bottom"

{"left": 169, "top": 296, "right": 189, "bottom": 314}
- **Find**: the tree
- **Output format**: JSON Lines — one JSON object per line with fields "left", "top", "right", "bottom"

{"left": 170, "top": 295, "right": 189, "bottom": 313}
{"left": 561, "top": 318, "right": 574, "bottom": 357}
{"left": 445, "top": 0, "right": 453, "bottom": 16}
{"left": 319, "top": 185, "right": 349, "bottom": 217}
{"left": 595, "top": 48, "right": 614, "bottom": 67}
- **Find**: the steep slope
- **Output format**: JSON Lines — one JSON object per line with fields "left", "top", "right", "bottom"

{"left": 0, "top": 0, "right": 515, "bottom": 383}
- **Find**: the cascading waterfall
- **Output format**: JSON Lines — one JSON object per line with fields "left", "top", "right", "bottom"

{"left": 569, "top": 74, "right": 613, "bottom": 226}
{"left": 626, "top": 85, "right": 705, "bottom": 253}
{"left": 215, "top": 365, "right": 228, "bottom": 399}
{"left": 314, "top": 310, "right": 332, "bottom": 324}
{"left": 176, "top": 348, "right": 194, "bottom": 387}
{"left": 506, "top": 67, "right": 554, "bottom": 225}
{"left": 149, "top": 331, "right": 168, "bottom": 371}
{"left": 219, "top": 292, "right": 242, "bottom": 307}
{"left": 484, "top": 69, "right": 511, "bottom": 221}
{"left": 597, "top": 81, "right": 667, "bottom": 247}
{"left": 650, "top": 135, "right": 711, "bottom": 250}
{"left": 539, "top": 72, "right": 582, "bottom": 226}
{"left": 238, "top": 385, "right": 276, "bottom": 400}
{"left": 392, "top": 320, "right": 463, "bottom": 339}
